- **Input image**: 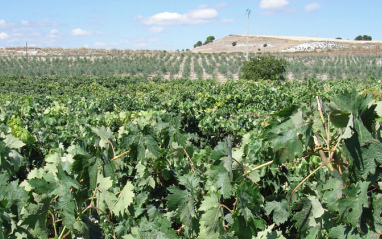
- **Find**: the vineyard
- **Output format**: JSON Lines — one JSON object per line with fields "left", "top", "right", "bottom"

{"left": 0, "top": 52, "right": 382, "bottom": 238}
{"left": 1, "top": 51, "right": 382, "bottom": 81}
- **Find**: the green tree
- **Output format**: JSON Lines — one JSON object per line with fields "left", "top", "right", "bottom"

{"left": 240, "top": 56, "right": 289, "bottom": 81}
{"left": 363, "top": 35, "right": 372, "bottom": 41}
{"left": 204, "top": 36, "right": 215, "bottom": 45}
{"left": 355, "top": 35, "right": 372, "bottom": 41}
{"left": 194, "top": 41, "right": 203, "bottom": 48}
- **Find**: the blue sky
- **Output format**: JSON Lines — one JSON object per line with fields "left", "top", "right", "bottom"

{"left": 0, "top": 0, "right": 381, "bottom": 50}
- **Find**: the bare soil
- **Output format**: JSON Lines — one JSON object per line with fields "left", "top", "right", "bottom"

{"left": 191, "top": 35, "right": 382, "bottom": 55}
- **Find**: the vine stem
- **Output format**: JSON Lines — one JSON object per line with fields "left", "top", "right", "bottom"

{"left": 241, "top": 160, "right": 274, "bottom": 179}
{"left": 288, "top": 162, "right": 325, "bottom": 210}
{"left": 220, "top": 203, "right": 234, "bottom": 213}
{"left": 48, "top": 210, "right": 57, "bottom": 237}
{"left": 232, "top": 157, "right": 258, "bottom": 185}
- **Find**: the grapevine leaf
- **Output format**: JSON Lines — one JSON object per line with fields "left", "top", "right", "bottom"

{"left": 344, "top": 118, "right": 381, "bottom": 180}
{"left": 3, "top": 134, "right": 25, "bottom": 149}
{"left": 236, "top": 182, "right": 263, "bottom": 222}
{"left": 51, "top": 165, "right": 80, "bottom": 197}
{"left": 256, "top": 224, "right": 286, "bottom": 239}
{"left": 178, "top": 174, "right": 200, "bottom": 191}
{"left": 264, "top": 200, "right": 289, "bottom": 225}
{"left": 292, "top": 196, "right": 324, "bottom": 234}
{"left": 57, "top": 192, "right": 77, "bottom": 232}
{"left": 142, "top": 135, "right": 160, "bottom": 158}
{"left": 199, "top": 193, "right": 224, "bottom": 238}
{"left": 342, "top": 113, "right": 354, "bottom": 139}
{"left": 167, "top": 186, "right": 198, "bottom": 231}
{"left": 211, "top": 138, "right": 233, "bottom": 177}
{"left": 327, "top": 225, "right": 365, "bottom": 239}
{"left": 333, "top": 90, "right": 372, "bottom": 117}
{"left": 330, "top": 110, "right": 350, "bottom": 128}
{"left": 166, "top": 175, "right": 200, "bottom": 232}
{"left": 0, "top": 175, "right": 28, "bottom": 209}
{"left": 337, "top": 181, "right": 369, "bottom": 227}
{"left": 231, "top": 215, "right": 261, "bottom": 239}
{"left": 268, "top": 128, "right": 303, "bottom": 163}
{"left": 92, "top": 126, "right": 113, "bottom": 147}
{"left": 372, "top": 194, "right": 382, "bottom": 234}
{"left": 20, "top": 194, "right": 53, "bottom": 238}
{"left": 322, "top": 172, "right": 343, "bottom": 212}
{"left": 96, "top": 173, "right": 117, "bottom": 212}
{"left": 112, "top": 182, "right": 134, "bottom": 217}
{"left": 215, "top": 171, "right": 232, "bottom": 199}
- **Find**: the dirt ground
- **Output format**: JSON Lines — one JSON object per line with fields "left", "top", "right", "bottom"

{"left": 191, "top": 35, "right": 382, "bottom": 55}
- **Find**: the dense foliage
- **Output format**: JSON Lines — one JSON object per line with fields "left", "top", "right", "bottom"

{"left": 355, "top": 35, "right": 372, "bottom": 41}
{"left": 240, "top": 56, "right": 289, "bottom": 81}
{"left": 0, "top": 74, "right": 382, "bottom": 238}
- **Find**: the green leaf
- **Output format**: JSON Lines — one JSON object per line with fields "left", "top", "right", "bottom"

{"left": 51, "top": 165, "right": 80, "bottom": 197}
{"left": 112, "top": 182, "right": 134, "bottom": 217}
{"left": 215, "top": 171, "right": 232, "bottom": 199}
{"left": 337, "top": 181, "right": 369, "bottom": 227}
{"left": 256, "top": 224, "right": 286, "bottom": 239}
{"left": 166, "top": 174, "right": 200, "bottom": 233}
{"left": 3, "top": 134, "right": 25, "bottom": 149}
{"left": 330, "top": 110, "right": 350, "bottom": 128}
{"left": 322, "top": 172, "right": 343, "bottom": 212}
{"left": 264, "top": 200, "right": 289, "bottom": 225}
{"left": 92, "top": 126, "right": 113, "bottom": 147}
{"left": 334, "top": 90, "right": 372, "bottom": 117}
{"left": 199, "top": 193, "right": 224, "bottom": 238}
{"left": 292, "top": 196, "right": 324, "bottom": 234}
{"left": 344, "top": 118, "right": 381, "bottom": 180}
{"left": 20, "top": 194, "right": 53, "bottom": 238}
{"left": 96, "top": 172, "right": 117, "bottom": 213}
{"left": 236, "top": 182, "right": 263, "bottom": 222}
{"left": 372, "top": 193, "right": 382, "bottom": 234}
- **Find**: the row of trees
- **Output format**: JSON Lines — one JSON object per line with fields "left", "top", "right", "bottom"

{"left": 193, "top": 36, "right": 216, "bottom": 48}
{"left": 355, "top": 35, "right": 372, "bottom": 41}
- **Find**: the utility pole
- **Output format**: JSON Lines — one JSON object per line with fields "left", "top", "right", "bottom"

{"left": 246, "top": 9, "right": 251, "bottom": 61}
{"left": 26, "top": 41, "right": 28, "bottom": 67}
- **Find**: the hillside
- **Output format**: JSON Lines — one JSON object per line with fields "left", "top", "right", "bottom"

{"left": 192, "top": 34, "right": 382, "bottom": 54}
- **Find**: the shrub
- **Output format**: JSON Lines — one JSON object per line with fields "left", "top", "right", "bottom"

{"left": 232, "top": 41, "right": 237, "bottom": 46}
{"left": 240, "top": 56, "right": 289, "bottom": 81}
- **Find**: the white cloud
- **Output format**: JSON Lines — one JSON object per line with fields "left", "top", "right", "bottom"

{"left": 0, "top": 32, "right": 9, "bottom": 40}
{"left": 0, "top": 19, "right": 15, "bottom": 29}
{"left": 21, "top": 19, "right": 58, "bottom": 27}
{"left": 188, "top": 8, "right": 218, "bottom": 20}
{"left": 94, "top": 38, "right": 159, "bottom": 49}
{"left": 259, "top": 0, "right": 289, "bottom": 10}
{"left": 138, "top": 6, "right": 222, "bottom": 26}
{"left": 149, "top": 26, "right": 164, "bottom": 33}
{"left": 72, "top": 28, "right": 91, "bottom": 36}
{"left": 49, "top": 29, "right": 59, "bottom": 38}
{"left": 304, "top": 3, "right": 322, "bottom": 12}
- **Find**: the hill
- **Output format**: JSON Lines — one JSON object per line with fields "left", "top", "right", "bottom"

{"left": 192, "top": 34, "right": 382, "bottom": 54}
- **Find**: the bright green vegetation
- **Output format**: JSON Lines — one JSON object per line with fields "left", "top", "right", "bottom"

{"left": 240, "top": 56, "right": 289, "bottom": 81}
{"left": 1, "top": 72, "right": 382, "bottom": 238}
{"left": 1, "top": 52, "right": 382, "bottom": 81}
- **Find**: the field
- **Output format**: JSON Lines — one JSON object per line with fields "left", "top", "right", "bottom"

{"left": 1, "top": 43, "right": 382, "bottom": 238}
{"left": 1, "top": 50, "right": 382, "bottom": 81}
